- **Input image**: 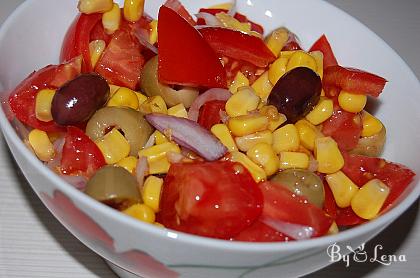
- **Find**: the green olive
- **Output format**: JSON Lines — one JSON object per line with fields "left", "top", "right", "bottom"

{"left": 350, "top": 126, "right": 386, "bottom": 157}
{"left": 140, "top": 56, "right": 199, "bottom": 108}
{"left": 86, "top": 107, "right": 153, "bottom": 156}
{"left": 270, "top": 169, "right": 325, "bottom": 208}
{"left": 85, "top": 165, "right": 142, "bottom": 210}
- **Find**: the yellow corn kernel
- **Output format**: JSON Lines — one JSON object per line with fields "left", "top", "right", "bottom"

{"left": 225, "top": 87, "right": 260, "bottom": 117}
{"left": 230, "top": 151, "right": 267, "bottom": 182}
{"left": 235, "top": 130, "right": 273, "bottom": 152}
{"left": 139, "top": 95, "right": 167, "bottom": 114}
{"left": 142, "top": 176, "right": 163, "bottom": 212}
{"left": 123, "top": 203, "right": 156, "bottom": 223}
{"left": 269, "top": 116, "right": 287, "bottom": 132}
{"left": 35, "top": 89, "right": 55, "bottom": 122}
{"left": 310, "top": 51, "right": 324, "bottom": 79}
{"left": 265, "top": 28, "right": 289, "bottom": 57}
{"left": 229, "top": 71, "right": 250, "bottom": 94}
{"left": 138, "top": 142, "right": 180, "bottom": 174}
{"left": 135, "top": 91, "right": 148, "bottom": 106}
{"left": 286, "top": 50, "right": 317, "bottom": 73}
{"left": 338, "top": 90, "right": 367, "bottom": 113}
{"left": 109, "top": 84, "right": 121, "bottom": 96}
{"left": 215, "top": 13, "right": 252, "bottom": 34}
{"left": 211, "top": 124, "right": 237, "bottom": 152}
{"left": 149, "top": 19, "right": 158, "bottom": 45}
{"left": 102, "top": 3, "right": 121, "bottom": 35}
{"left": 78, "top": 0, "right": 113, "bottom": 14}
{"left": 154, "top": 222, "right": 165, "bottom": 228}
{"left": 107, "top": 87, "right": 139, "bottom": 110}
{"left": 327, "top": 221, "right": 339, "bottom": 235}
{"left": 153, "top": 130, "right": 168, "bottom": 144}
{"left": 209, "top": 3, "right": 232, "bottom": 9}
{"left": 251, "top": 71, "right": 273, "bottom": 101}
{"left": 123, "top": 0, "right": 144, "bottom": 22}
{"left": 259, "top": 105, "right": 287, "bottom": 131}
{"left": 315, "top": 137, "right": 344, "bottom": 174}
{"left": 279, "top": 151, "right": 309, "bottom": 169}
{"left": 325, "top": 171, "right": 359, "bottom": 208}
{"left": 268, "top": 57, "right": 288, "bottom": 85}
{"left": 305, "top": 97, "right": 334, "bottom": 125}
{"left": 116, "top": 156, "right": 138, "bottom": 174}
{"left": 351, "top": 179, "right": 390, "bottom": 220}
{"left": 28, "top": 129, "right": 55, "bottom": 161}
{"left": 246, "top": 143, "right": 279, "bottom": 176}
{"left": 272, "top": 124, "right": 300, "bottom": 153}
{"left": 361, "top": 111, "right": 384, "bottom": 137}
{"left": 167, "top": 103, "right": 188, "bottom": 118}
{"left": 294, "top": 119, "right": 319, "bottom": 151}
{"left": 280, "top": 50, "right": 297, "bottom": 59}
{"left": 96, "top": 128, "right": 130, "bottom": 164}
{"left": 228, "top": 113, "right": 269, "bottom": 137}
{"left": 89, "top": 39, "right": 106, "bottom": 68}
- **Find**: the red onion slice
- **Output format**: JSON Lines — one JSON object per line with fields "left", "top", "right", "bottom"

{"left": 188, "top": 88, "right": 232, "bottom": 121}
{"left": 60, "top": 174, "right": 88, "bottom": 190}
{"left": 261, "top": 216, "right": 315, "bottom": 240}
{"left": 145, "top": 113, "right": 227, "bottom": 161}
{"left": 132, "top": 25, "right": 158, "bottom": 54}
{"left": 136, "top": 156, "right": 148, "bottom": 189}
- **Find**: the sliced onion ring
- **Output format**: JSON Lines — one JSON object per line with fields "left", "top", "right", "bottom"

{"left": 188, "top": 88, "right": 232, "bottom": 121}
{"left": 195, "top": 12, "right": 222, "bottom": 26}
{"left": 261, "top": 216, "right": 314, "bottom": 240}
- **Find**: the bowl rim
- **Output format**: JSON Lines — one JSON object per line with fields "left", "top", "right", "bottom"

{"left": 0, "top": 0, "right": 419, "bottom": 253}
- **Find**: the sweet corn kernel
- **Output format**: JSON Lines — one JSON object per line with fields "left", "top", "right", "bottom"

{"left": 109, "top": 84, "right": 121, "bottom": 95}
{"left": 286, "top": 50, "right": 317, "bottom": 72}
{"left": 259, "top": 105, "right": 287, "bottom": 131}
{"left": 215, "top": 13, "right": 253, "bottom": 35}
{"left": 89, "top": 40, "right": 106, "bottom": 68}
{"left": 310, "top": 51, "right": 323, "bottom": 79}
{"left": 230, "top": 151, "right": 267, "bottom": 182}
{"left": 265, "top": 28, "right": 289, "bottom": 57}
{"left": 167, "top": 103, "right": 188, "bottom": 118}
{"left": 246, "top": 143, "right": 279, "bottom": 176}
{"left": 251, "top": 71, "right": 273, "bottom": 101}
{"left": 138, "top": 142, "right": 180, "bottom": 174}
{"left": 149, "top": 20, "right": 158, "bottom": 45}
{"left": 280, "top": 50, "right": 297, "bottom": 59}
{"left": 229, "top": 71, "right": 250, "bottom": 94}
{"left": 153, "top": 130, "right": 169, "bottom": 144}
{"left": 154, "top": 222, "right": 165, "bottom": 228}
{"left": 228, "top": 113, "right": 269, "bottom": 137}
{"left": 208, "top": 3, "right": 232, "bottom": 9}
{"left": 327, "top": 221, "right": 339, "bottom": 235}
{"left": 142, "top": 175, "right": 163, "bottom": 212}
{"left": 279, "top": 152, "right": 309, "bottom": 169}
{"left": 107, "top": 87, "right": 139, "bottom": 109}
{"left": 351, "top": 179, "right": 390, "bottom": 220}
{"left": 35, "top": 89, "right": 55, "bottom": 122}
{"left": 78, "top": 0, "right": 113, "bottom": 14}
{"left": 305, "top": 97, "right": 334, "bottom": 125}
{"left": 268, "top": 57, "right": 288, "bottom": 85}
{"left": 135, "top": 91, "right": 148, "bottom": 106}
{"left": 102, "top": 3, "right": 121, "bottom": 35}
{"left": 361, "top": 111, "right": 383, "bottom": 137}
{"left": 123, "top": 203, "right": 156, "bottom": 223}
{"left": 294, "top": 119, "right": 319, "bottom": 151}
{"left": 272, "top": 124, "right": 300, "bottom": 153}
{"left": 338, "top": 90, "right": 367, "bottom": 113}
{"left": 139, "top": 95, "right": 167, "bottom": 114}
{"left": 211, "top": 124, "right": 237, "bottom": 152}
{"left": 225, "top": 86, "right": 260, "bottom": 117}
{"left": 116, "top": 156, "right": 138, "bottom": 174}
{"left": 28, "top": 129, "right": 55, "bottom": 161}
{"left": 96, "top": 128, "right": 130, "bottom": 164}
{"left": 235, "top": 130, "right": 273, "bottom": 152}
{"left": 123, "top": 0, "right": 144, "bottom": 22}
{"left": 315, "top": 137, "right": 344, "bottom": 174}
{"left": 325, "top": 171, "right": 359, "bottom": 208}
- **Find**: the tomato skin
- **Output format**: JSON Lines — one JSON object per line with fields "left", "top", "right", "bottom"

{"left": 197, "top": 100, "right": 226, "bottom": 130}
{"left": 309, "top": 34, "right": 338, "bottom": 69}
{"left": 164, "top": 0, "right": 196, "bottom": 26}
{"left": 323, "top": 65, "right": 387, "bottom": 97}
{"left": 157, "top": 161, "right": 263, "bottom": 239}
{"left": 323, "top": 181, "right": 337, "bottom": 220}
{"left": 199, "top": 27, "right": 276, "bottom": 68}
{"left": 61, "top": 126, "right": 106, "bottom": 177}
{"left": 335, "top": 206, "right": 365, "bottom": 227}
{"left": 232, "top": 220, "right": 291, "bottom": 242}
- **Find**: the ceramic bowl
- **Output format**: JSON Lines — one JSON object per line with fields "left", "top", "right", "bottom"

{"left": 0, "top": 0, "right": 419, "bottom": 277}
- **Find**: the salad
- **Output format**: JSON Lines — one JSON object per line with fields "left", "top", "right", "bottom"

{"left": 7, "top": 0, "right": 416, "bottom": 242}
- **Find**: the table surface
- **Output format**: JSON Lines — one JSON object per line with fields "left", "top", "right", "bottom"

{"left": 1, "top": 1, "right": 419, "bottom": 277}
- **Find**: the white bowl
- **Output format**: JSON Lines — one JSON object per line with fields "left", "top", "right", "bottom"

{"left": 0, "top": 0, "right": 419, "bottom": 277}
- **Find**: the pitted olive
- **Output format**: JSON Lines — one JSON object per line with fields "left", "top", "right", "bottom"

{"left": 85, "top": 107, "right": 153, "bottom": 156}
{"left": 350, "top": 126, "right": 386, "bottom": 157}
{"left": 140, "top": 56, "right": 199, "bottom": 108}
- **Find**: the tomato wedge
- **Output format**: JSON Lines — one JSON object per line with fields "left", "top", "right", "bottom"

{"left": 164, "top": 0, "right": 196, "bottom": 26}
{"left": 197, "top": 100, "right": 226, "bottom": 130}
{"left": 157, "top": 6, "right": 227, "bottom": 88}
{"left": 309, "top": 34, "right": 338, "bottom": 69}
{"left": 232, "top": 220, "right": 291, "bottom": 242}
{"left": 8, "top": 57, "right": 81, "bottom": 132}
{"left": 61, "top": 126, "right": 106, "bottom": 177}
{"left": 157, "top": 161, "right": 263, "bottom": 239}
{"left": 199, "top": 27, "right": 276, "bottom": 68}
{"left": 323, "top": 65, "right": 387, "bottom": 97}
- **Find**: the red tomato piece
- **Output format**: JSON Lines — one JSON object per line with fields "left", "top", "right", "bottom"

{"left": 157, "top": 6, "right": 226, "bottom": 88}
{"left": 8, "top": 57, "right": 82, "bottom": 132}
{"left": 281, "top": 30, "right": 302, "bottom": 51}
{"left": 335, "top": 206, "right": 365, "bottom": 227}
{"left": 61, "top": 126, "right": 106, "bottom": 177}
{"left": 323, "top": 181, "right": 337, "bottom": 220}
{"left": 95, "top": 29, "right": 144, "bottom": 90}
{"left": 157, "top": 161, "right": 263, "bottom": 239}
{"left": 232, "top": 220, "right": 292, "bottom": 242}
{"left": 60, "top": 13, "right": 102, "bottom": 72}
{"left": 90, "top": 20, "right": 111, "bottom": 45}
{"left": 309, "top": 34, "right": 338, "bottom": 69}
{"left": 259, "top": 182, "right": 333, "bottom": 238}
{"left": 199, "top": 27, "right": 276, "bottom": 68}
{"left": 341, "top": 152, "right": 416, "bottom": 210}
{"left": 197, "top": 100, "right": 226, "bottom": 130}
{"left": 323, "top": 65, "right": 387, "bottom": 97}
{"left": 164, "top": 0, "right": 196, "bottom": 26}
